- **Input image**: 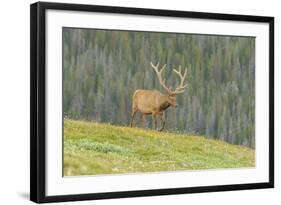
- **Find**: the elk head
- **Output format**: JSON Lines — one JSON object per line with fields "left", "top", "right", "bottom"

{"left": 150, "top": 62, "right": 188, "bottom": 107}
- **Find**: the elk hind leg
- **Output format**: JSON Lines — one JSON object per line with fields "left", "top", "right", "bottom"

{"left": 142, "top": 113, "right": 147, "bottom": 128}
{"left": 129, "top": 109, "right": 137, "bottom": 127}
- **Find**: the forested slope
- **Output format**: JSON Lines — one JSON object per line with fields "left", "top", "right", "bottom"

{"left": 63, "top": 28, "right": 255, "bottom": 147}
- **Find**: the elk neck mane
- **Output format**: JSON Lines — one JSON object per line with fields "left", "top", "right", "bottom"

{"left": 159, "top": 93, "right": 171, "bottom": 110}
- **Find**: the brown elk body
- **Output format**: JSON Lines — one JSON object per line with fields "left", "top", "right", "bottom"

{"left": 129, "top": 62, "right": 188, "bottom": 131}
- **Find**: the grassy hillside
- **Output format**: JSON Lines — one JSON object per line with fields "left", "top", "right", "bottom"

{"left": 64, "top": 119, "right": 255, "bottom": 176}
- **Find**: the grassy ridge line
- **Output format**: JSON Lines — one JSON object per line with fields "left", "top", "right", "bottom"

{"left": 64, "top": 119, "right": 255, "bottom": 176}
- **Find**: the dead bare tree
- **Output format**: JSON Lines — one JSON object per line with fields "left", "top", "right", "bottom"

{"left": 129, "top": 62, "right": 188, "bottom": 131}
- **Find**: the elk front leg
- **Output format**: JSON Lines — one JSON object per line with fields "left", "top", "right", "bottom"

{"left": 159, "top": 112, "right": 165, "bottom": 131}
{"left": 129, "top": 109, "right": 137, "bottom": 127}
{"left": 152, "top": 113, "right": 157, "bottom": 130}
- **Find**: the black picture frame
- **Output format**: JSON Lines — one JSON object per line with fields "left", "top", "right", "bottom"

{"left": 30, "top": 1, "right": 274, "bottom": 203}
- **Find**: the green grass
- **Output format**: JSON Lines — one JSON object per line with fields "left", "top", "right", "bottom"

{"left": 64, "top": 119, "right": 255, "bottom": 176}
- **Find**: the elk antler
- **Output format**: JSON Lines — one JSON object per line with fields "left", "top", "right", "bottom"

{"left": 172, "top": 65, "right": 188, "bottom": 94}
{"left": 150, "top": 62, "right": 172, "bottom": 94}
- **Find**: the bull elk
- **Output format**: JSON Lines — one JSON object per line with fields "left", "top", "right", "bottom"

{"left": 129, "top": 62, "right": 188, "bottom": 131}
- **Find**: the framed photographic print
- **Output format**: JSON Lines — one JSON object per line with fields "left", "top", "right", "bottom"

{"left": 30, "top": 1, "right": 274, "bottom": 203}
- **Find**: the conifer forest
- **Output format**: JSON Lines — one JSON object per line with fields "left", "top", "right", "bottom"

{"left": 63, "top": 28, "right": 255, "bottom": 148}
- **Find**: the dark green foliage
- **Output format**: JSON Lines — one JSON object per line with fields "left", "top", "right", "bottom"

{"left": 63, "top": 28, "right": 255, "bottom": 148}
